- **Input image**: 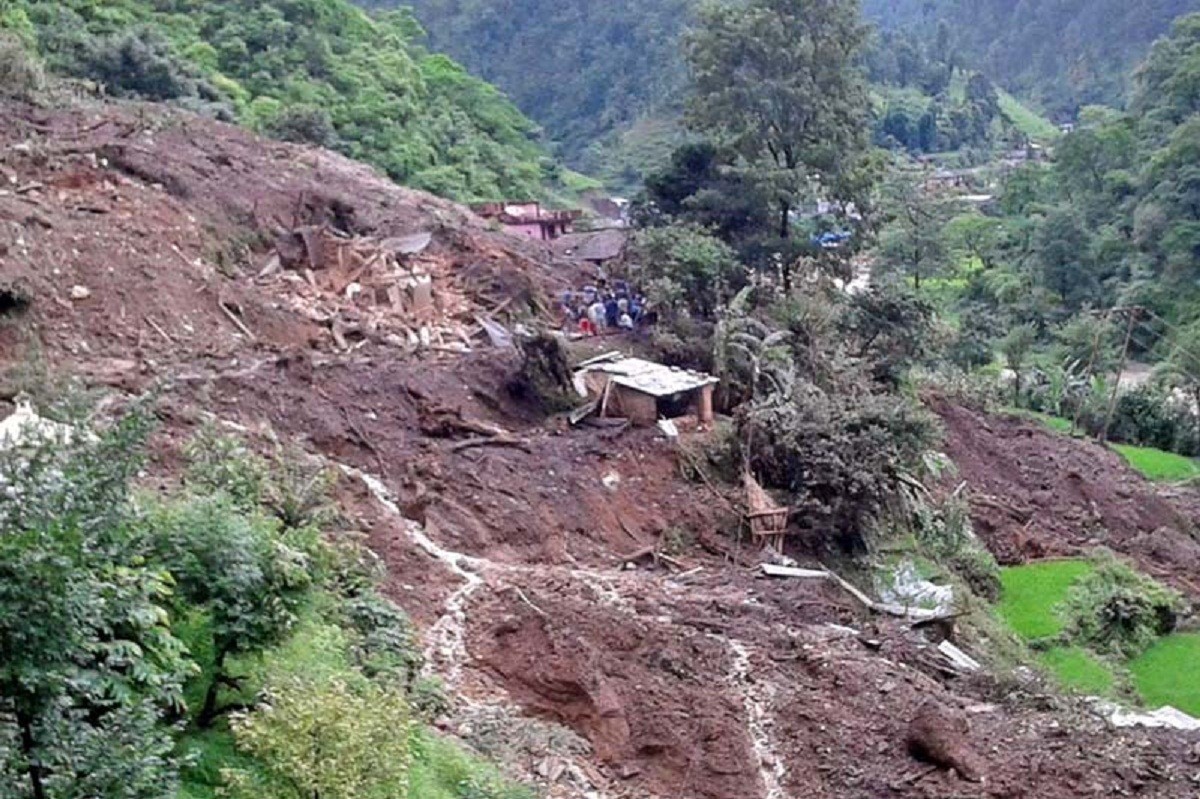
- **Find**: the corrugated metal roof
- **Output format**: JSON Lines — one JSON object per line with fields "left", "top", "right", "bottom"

{"left": 575, "top": 355, "right": 718, "bottom": 398}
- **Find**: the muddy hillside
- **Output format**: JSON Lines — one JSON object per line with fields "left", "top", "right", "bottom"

{"left": 4, "top": 98, "right": 1200, "bottom": 799}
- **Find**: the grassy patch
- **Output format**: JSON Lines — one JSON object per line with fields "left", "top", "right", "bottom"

{"left": 1003, "top": 408, "right": 1076, "bottom": 435}
{"left": 1110, "top": 444, "right": 1200, "bottom": 483}
{"left": 997, "top": 89, "right": 1061, "bottom": 143}
{"left": 409, "top": 729, "right": 536, "bottom": 799}
{"left": 1130, "top": 634, "right": 1200, "bottom": 715}
{"left": 998, "top": 559, "right": 1094, "bottom": 640}
{"left": 1038, "top": 646, "right": 1117, "bottom": 696}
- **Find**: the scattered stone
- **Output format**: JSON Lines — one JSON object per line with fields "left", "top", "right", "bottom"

{"left": 907, "top": 701, "right": 986, "bottom": 782}
{"left": 69, "top": 284, "right": 91, "bottom": 300}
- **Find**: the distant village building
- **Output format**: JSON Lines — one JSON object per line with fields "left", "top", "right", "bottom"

{"left": 551, "top": 229, "right": 629, "bottom": 269}
{"left": 470, "top": 201, "right": 581, "bottom": 241}
{"left": 574, "top": 353, "right": 719, "bottom": 426}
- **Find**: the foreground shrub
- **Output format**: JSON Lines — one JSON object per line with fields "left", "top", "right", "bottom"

{"left": 224, "top": 676, "right": 412, "bottom": 799}
{"left": 1061, "top": 554, "right": 1184, "bottom": 659}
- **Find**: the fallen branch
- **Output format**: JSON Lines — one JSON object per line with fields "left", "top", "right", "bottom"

{"left": 218, "top": 301, "right": 256, "bottom": 340}
{"left": 820, "top": 564, "right": 955, "bottom": 623}
{"left": 144, "top": 315, "right": 175, "bottom": 344}
{"left": 449, "top": 436, "right": 531, "bottom": 454}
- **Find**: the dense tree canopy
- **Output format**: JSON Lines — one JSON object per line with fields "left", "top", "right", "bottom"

{"left": 685, "top": 0, "right": 874, "bottom": 288}
{"left": 0, "top": 0, "right": 577, "bottom": 202}
{"left": 864, "top": 0, "right": 1200, "bottom": 118}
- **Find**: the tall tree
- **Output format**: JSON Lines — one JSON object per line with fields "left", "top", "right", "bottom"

{"left": 685, "top": 0, "right": 873, "bottom": 289}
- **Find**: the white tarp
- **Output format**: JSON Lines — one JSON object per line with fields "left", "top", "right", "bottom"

{"left": 0, "top": 399, "right": 80, "bottom": 450}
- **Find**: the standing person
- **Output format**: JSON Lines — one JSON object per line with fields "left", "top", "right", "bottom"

{"left": 604, "top": 294, "right": 619, "bottom": 329}
{"left": 618, "top": 310, "right": 634, "bottom": 330}
{"left": 588, "top": 299, "right": 605, "bottom": 336}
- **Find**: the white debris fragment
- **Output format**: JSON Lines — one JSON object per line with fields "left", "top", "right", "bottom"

{"left": 1092, "top": 700, "right": 1200, "bottom": 731}
{"left": 877, "top": 560, "right": 955, "bottom": 616}
{"left": 0, "top": 398, "right": 84, "bottom": 450}
{"left": 69, "top": 285, "right": 91, "bottom": 300}
{"left": 938, "top": 640, "right": 982, "bottom": 673}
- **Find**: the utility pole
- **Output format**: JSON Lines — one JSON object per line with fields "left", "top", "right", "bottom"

{"left": 1071, "top": 309, "right": 1109, "bottom": 437}
{"left": 1099, "top": 306, "right": 1141, "bottom": 444}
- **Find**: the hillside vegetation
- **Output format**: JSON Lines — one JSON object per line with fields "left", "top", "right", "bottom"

{"left": 391, "top": 0, "right": 1063, "bottom": 181}
{"left": 369, "top": 0, "right": 692, "bottom": 169}
{"left": 0, "top": 0, "right": 582, "bottom": 202}
{"left": 865, "top": 0, "right": 1200, "bottom": 117}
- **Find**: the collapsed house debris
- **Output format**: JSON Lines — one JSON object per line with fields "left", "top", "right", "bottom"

{"left": 258, "top": 224, "right": 515, "bottom": 353}
{"left": 572, "top": 352, "right": 718, "bottom": 426}
{"left": 470, "top": 201, "right": 581, "bottom": 241}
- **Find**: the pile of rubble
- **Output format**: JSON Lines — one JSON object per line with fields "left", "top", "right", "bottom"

{"left": 258, "top": 224, "right": 510, "bottom": 353}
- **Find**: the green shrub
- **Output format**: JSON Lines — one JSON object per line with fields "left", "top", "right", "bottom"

{"left": 1109, "top": 385, "right": 1196, "bottom": 456}
{"left": 68, "top": 26, "right": 216, "bottom": 102}
{"left": 224, "top": 676, "right": 412, "bottom": 799}
{"left": 1061, "top": 554, "right": 1184, "bottom": 659}
{"left": 0, "top": 32, "right": 43, "bottom": 100}
{"left": 737, "top": 383, "right": 937, "bottom": 552}
{"left": 264, "top": 104, "right": 338, "bottom": 148}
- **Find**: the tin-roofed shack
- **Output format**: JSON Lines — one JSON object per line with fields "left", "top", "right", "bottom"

{"left": 574, "top": 353, "right": 718, "bottom": 426}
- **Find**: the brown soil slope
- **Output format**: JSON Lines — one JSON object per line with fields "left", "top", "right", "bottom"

{"left": 4, "top": 98, "right": 1200, "bottom": 799}
{"left": 934, "top": 399, "right": 1200, "bottom": 596}
{"left": 0, "top": 98, "right": 572, "bottom": 381}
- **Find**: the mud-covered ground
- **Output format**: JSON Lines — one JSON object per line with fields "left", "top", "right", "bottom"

{"left": 4, "top": 97, "right": 1200, "bottom": 799}
{"left": 933, "top": 398, "right": 1200, "bottom": 598}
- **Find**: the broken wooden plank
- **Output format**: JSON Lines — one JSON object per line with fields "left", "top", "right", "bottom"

{"left": 568, "top": 399, "right": 599, "bottom": 426}
{"left": 937, "top": 641, "right": 981, "bottom": 673}
{"left": 218, "top": 301, "right": 256, "bottom": 340}
{"left": 761, "top": 564, "right": 828, "bottom": 580}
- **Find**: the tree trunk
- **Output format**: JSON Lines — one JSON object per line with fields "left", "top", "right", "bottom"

{"left": 17, "top": 709, "right": 46, "bottom": 799}
{"left": 779, "top": 200, "right": 792, "bottom": 293}
{"left": 198, "top": 647, "right": 228, "bottom": 728}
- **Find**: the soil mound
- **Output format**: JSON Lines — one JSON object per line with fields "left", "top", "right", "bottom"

{"left": 933, "top": 399, "right": 1200, "bottom": 595}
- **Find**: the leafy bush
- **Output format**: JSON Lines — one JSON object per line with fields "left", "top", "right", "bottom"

{"left": 0, "top": 401, "right": 192, "bottom": 798}
{"left": 1060, "top": 554, "right": 1184, "bottom": 659}
{"left": 0, "top": 32, "right": 43, "bottom": 99}
{"left": 224, "top": 676, "right": 412, "bottom": 799}
{"left": 840, "top": 284, "right": 934, "bottom": 387}
{"left": 67, "top": 26, "right": 217, "bottom": 102}
{"left": 264, "top": 104, "right": 338, "bottom": 148}
{"left": 1108, "top": 385, "right": 1196, "bottom": 456}
{"left": 735, "top": 382, "right": 937, "bottom": 552}
{"left": 142, "top": 495, "right": 314, "bottom": 726}
{"left": 184, "top": 426, "right": 337, "bottom": 530}
{"left": 628, "top": 224, "right": 745, "bottom": 319}
{"left": 909, "top": 495, "right": 1001, "bottom": 600}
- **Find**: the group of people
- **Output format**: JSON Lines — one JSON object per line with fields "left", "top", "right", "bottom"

{"left": 562, "top": 280, "right": 645, "bottom": 336}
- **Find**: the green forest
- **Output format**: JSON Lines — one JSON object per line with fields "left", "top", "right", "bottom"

{"left": 864, "top": 0, "right": 1200, "bottom": 117}
{"left": 396, "top": 0, "right": 1198, "bottom": 184}
{"left": 0, "top": 0, "right": 596, "bottom": 202}
{"left": 0, "top": 398, "right": 533, "bottom": 799}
